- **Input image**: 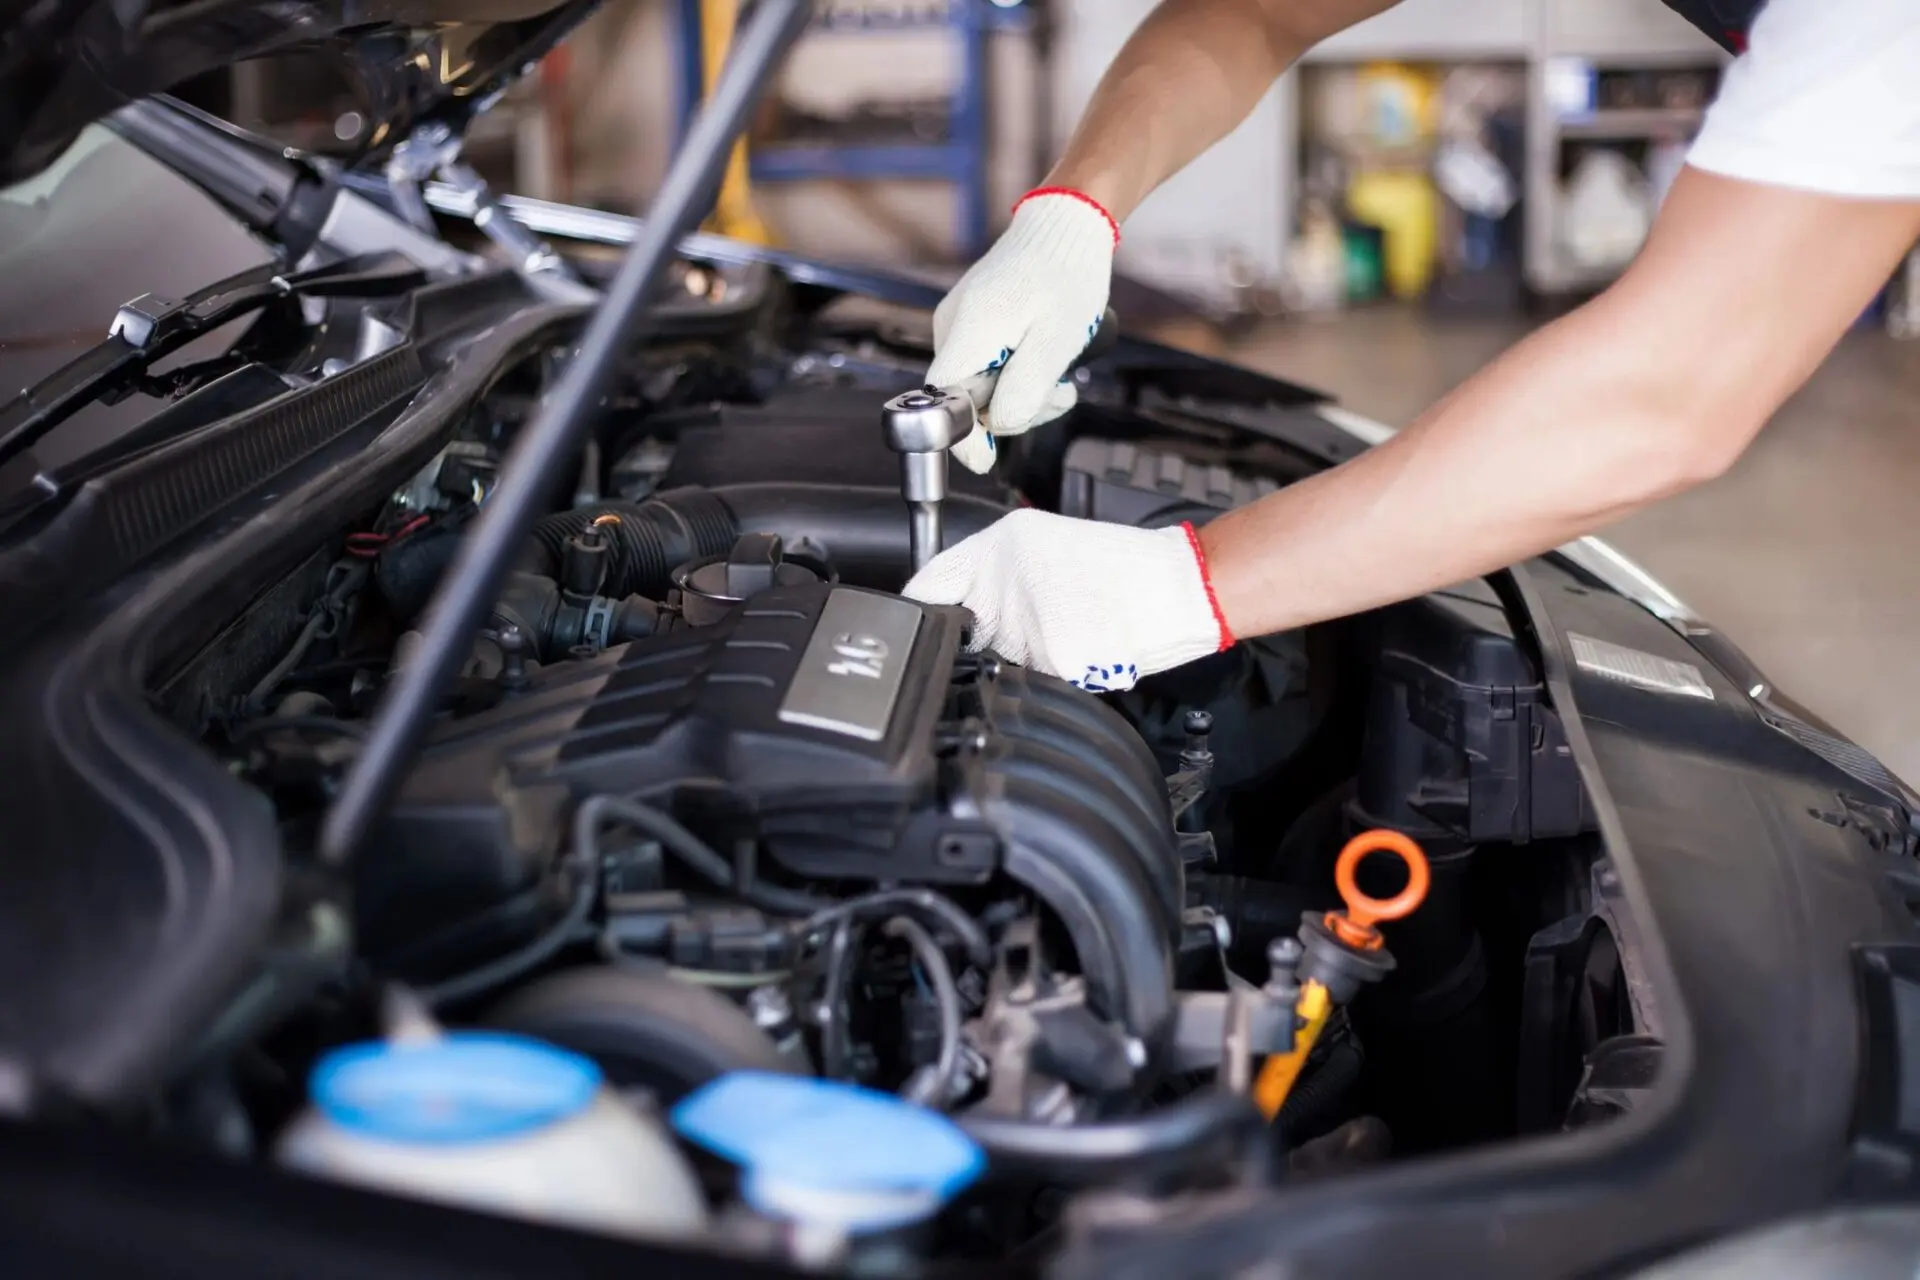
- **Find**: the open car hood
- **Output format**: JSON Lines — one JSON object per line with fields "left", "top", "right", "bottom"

{"left": 0, "top": 0, "right": 595, "bottom": 186}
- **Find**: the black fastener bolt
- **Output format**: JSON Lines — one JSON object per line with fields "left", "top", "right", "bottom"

{"left": 498, "top": 624, "right": 531, "bottom": 691}
{"left": 1183, "top": 709, "right": 1214, "bottom": 751}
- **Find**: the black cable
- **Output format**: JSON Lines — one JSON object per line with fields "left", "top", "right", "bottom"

{"left": 802, "top": 889, "right": 984, "bottom": 1090}
{"left": 796, "top": 888, "right": 992, "bottom": 969}
{"left": 246, "top": 609, "right": 333, "bottom": 713}
{"left": 1275, "top": 1029, "right": 1363, "bottom": 1143}
{"left": 957, "top": 1092, "right": 1268, "bottom": 1187}
{"left": 246, "top": 558, "right": 370, "bottom": 714}
{"left": 575, "top": 794, "right": 835, "bottom": 916}
{"left": 415, "top": 852, "right": 597, "bottom": 1008}
{"left": 317, "top": 0, "right": 814, "bottom": 868}
{"left": 819, "top": 916, "right": 861, "bottom": 1081}
{"left": 886, "top": 915, "right": 961, "bottom": 1110}
{"left": 570, "top": 795, "right": 988, "bottom": 1087}
{"left": 577, "top": 793, "right": 735, "bottom": 887}
{"left": 728, "top": 834, "right": 833, "bottom": 915}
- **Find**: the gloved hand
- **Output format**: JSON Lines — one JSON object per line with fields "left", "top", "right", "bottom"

{"left": 926, "top": 188, "right": 1118, "bottom": 474}
{"left": 904, "top": 509, "right": 1234, "bottom": 692}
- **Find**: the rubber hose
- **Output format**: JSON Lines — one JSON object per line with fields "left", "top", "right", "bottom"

{"left": 374, "top": 522, "right": 465, "bottom": 623}
{"left": 710, "top": 482, "right": 1007, "bottom": 590}
{"left": 958, "top": 1092, "right": 1267, "bottom": 1187}
{"left": 1275, "top": 1033, "right": 1364, "bottom": 1144}
{"left": 1192, "top": 873, "right": 1332, "bottom": 973}
{"left": 885, "top": 915, "right": 961, "bottom": 1109}
{"left": 529, "top": 488, "right": 737, "bottom": 599}
{"left": 578, "top": 794, "right": 836, "bottom": 916}
{"left": 520, "top": 483, "right": 1017, "bottom": 603}
{"left": 416, "top": 851, "right": 597, "bottom": 1009}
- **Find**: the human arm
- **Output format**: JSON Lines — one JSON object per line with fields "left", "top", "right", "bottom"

{"left": 1042, "top": 0, "right": 1397, "bottom": 223}
{"left": 910, "top": 169, "right": 1920, "bottom": 688}
{"left": 908, "top": 0, "right": 1920, "bottom": 691}
{"left": 1202, "top": 0, "right": 1920, "bottom": 634}
{"left": 911, "top": 0, "right": 1920, "bottom": 692}
{"left": 928, "top": 0, "right": 1395, "bottom": 464}
{"left": 1199, "top": 167, "right": 1920, "bottom": 637}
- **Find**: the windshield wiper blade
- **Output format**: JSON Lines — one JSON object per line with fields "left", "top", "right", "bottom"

{"left": 0, "top": 253, "right": 426, "bottom": 472}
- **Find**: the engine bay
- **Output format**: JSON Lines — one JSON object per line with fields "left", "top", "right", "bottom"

{"left": 0, "top": 15, "right": 1903, "bottom": 1266}
{"left": 110, "top": 273, "right": 1623, "bottom": 1270}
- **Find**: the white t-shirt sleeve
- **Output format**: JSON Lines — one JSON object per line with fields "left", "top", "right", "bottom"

{"left": 1687, "top": 0, "right": 1920, "bottom": 199}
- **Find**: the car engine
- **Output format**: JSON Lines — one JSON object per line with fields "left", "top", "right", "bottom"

{"left": 156, "top": 279, "right": 1607, "bottom": 1267}
{"left": 367, "top": 533, "right": 1183, "bottom": 1064}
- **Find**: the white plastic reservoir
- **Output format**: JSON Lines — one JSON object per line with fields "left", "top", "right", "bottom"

{"left": 277, "top": 1030, "right": 706, "bottom": 1240}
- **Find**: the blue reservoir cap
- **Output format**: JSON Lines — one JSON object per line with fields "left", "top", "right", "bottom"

{"left": 312, "top": 1032, "right": 602, "bottom": 1145}
{"left": 670, "top": 1073, "right": 984, "bottom": 1227}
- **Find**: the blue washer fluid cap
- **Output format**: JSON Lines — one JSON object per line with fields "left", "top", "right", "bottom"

{"left": 670, "top": 1073, "right": 984, "bottom": 1229}
{"left": 312, "top": 1032, "right": 602, "bottom": 1145}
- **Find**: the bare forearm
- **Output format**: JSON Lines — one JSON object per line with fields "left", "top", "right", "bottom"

{"left": 1198, "top": 303, "right": 1728, "bottom": 636}
{"left": 1198, "top": 168, "right": 1920, "bottom": 639}
{"left": 1046, "top": 0, "right": 1390, "bottom": 220}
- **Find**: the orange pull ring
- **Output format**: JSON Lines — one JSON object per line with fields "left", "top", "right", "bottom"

{"left": 1326, "top": 829, "right": 1431, "bottom": 950}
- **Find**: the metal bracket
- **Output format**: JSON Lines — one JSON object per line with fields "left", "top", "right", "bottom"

{"left": 387, "top": 121, "right": 594, "bottom": 303}
{"left": 1167, "top": 989, "right": 1295, "bottom": 1075}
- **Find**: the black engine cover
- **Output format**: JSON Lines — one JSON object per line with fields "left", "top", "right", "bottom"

{"left": 366, "top": 583, "right": 1182, "bottom": 1038}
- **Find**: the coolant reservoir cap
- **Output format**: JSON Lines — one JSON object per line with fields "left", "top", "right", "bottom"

{"left": 670, "top": 1072, "right": 984, "bottom": 1233}
{"left": 311, "top": 1032, "right": 602, "bottom": 1145}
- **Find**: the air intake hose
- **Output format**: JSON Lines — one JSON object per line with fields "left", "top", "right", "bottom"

{"left": 529, "top": 483, "right": 1011, "bottom": 598}
{"left": 528, "top": 488, "right": 737, "bottom": 599}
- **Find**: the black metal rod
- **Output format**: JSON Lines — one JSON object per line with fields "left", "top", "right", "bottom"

{"left": 318, "top": 0, "right": 813, "bottom": 867}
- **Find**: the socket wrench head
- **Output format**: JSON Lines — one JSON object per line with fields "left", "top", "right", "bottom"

{"left": 881, "top": 385, "right": 976, "bottom": 455}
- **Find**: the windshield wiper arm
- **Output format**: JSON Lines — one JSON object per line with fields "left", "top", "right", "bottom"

{"left": 0, "top": 253, "right": 426, "bottom": 472}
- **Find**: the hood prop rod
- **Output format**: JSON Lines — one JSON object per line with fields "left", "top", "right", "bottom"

{"left": 319, "top": 0, "right": 813, "bottom": 868}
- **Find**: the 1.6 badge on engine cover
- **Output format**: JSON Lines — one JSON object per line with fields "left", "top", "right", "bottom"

{"left": 778, "top": 588, "right": 923, "bottom": 742}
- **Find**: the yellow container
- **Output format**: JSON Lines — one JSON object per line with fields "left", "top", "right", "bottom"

{"left": 1347, "top": 169, "right": 1439, "bottom": 300}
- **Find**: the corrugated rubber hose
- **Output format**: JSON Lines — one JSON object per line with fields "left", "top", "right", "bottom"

{"left": 530, "top": 488, "right": 737, "bottom": 599}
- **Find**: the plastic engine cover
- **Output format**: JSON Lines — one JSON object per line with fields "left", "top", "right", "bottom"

{"left": 364, "top": 582, "right": 1182, "bottom": 1040}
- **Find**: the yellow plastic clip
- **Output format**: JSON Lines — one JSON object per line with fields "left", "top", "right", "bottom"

{"left": 1253, "top": 978, "right": 1332, "bottom": 1120}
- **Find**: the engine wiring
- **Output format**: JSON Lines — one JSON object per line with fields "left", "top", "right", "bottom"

{"left": 574, "top": 791, "right": 986, "bottom": 1101}
{"left": 414, "top": 845, "right": 599, "bottom": 1010}
{"left": 884, "top": 914, "right": 962, "bottom": 1110}
{"left": 818, "top": 916, "right": 862, "bottom": 1082}
{"left": 794, "top": 888, "right": 991, "bottom": 968}
{"left": 241, "top": 558, "right": 370, "bottom": 715}
{"left": 345, "top": 512, "right": 432, "bottom": 559}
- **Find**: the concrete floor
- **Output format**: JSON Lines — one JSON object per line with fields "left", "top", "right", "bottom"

{"left": 1225, "top": 307, "right": 1920, "bottom": 787}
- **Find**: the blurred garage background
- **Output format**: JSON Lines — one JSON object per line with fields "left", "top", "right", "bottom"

{"left": 200, "top": 0, "right": 1920, "bottom": 781}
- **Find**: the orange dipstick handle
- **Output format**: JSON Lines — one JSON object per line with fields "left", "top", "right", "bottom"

{"left": 1325, "top": 829, "right": 1430, "bottom": 950}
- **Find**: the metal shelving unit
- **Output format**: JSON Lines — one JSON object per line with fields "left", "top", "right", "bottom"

{"left": 1523, "top": 47, "right": 1724, "bottom": 294}
{"left": 674, "top": 0, "right": 1030, "bottom": 257}
{"left": 1274, "top": 0, "right": 1725, "bottom": 297}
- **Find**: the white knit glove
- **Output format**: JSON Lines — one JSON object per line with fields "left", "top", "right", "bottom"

{"left": 903, "top": 509, "right": 1234, "bottom": 692}
{"left": 926, "top": 189, "right": 1118, "bottom": 474}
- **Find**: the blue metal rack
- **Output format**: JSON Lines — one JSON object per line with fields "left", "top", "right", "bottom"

{"left": 674, "top": 1, "right": 1030, "bottom": 258}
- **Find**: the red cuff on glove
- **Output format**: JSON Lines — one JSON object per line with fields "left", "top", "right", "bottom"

{"left": 1013, "top": 187, "right": 1121, "bottom": 247}
{"left": 1180, "top": 522, "right": 1235, "bottom": 652}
